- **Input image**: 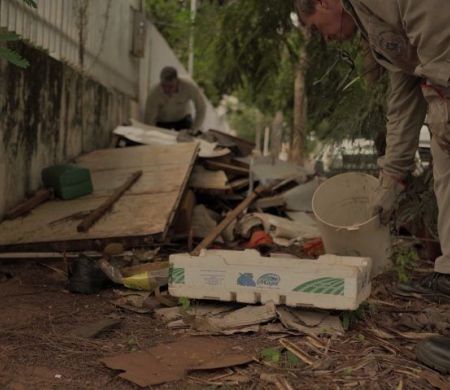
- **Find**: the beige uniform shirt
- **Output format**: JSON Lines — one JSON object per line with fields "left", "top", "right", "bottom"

{"left": 344, "top": 0, "right": 450, "bottom": 178}
{"left": 144, "top": 78, "right": 206, "bottom": 130}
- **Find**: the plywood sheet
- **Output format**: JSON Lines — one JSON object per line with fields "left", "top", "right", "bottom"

{"left": 76, "top": 144, "right": 196, "bottom": 171}
{"left": 0, "top": 143, "right": 198, "bottom": 249}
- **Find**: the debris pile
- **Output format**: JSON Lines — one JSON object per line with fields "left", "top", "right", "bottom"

{"left": 0, "top": 121, "right": 391, "bottom": 388}
{"left": 0, "top": 120, "right": 376, "bottom": 311}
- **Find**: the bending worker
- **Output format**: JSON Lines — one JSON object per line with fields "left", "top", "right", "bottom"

{"left": 294, "top": 0, "right": 450, "bottom": 373}
{"left": 144, "top": 66, "right": 206, "bottom": 131}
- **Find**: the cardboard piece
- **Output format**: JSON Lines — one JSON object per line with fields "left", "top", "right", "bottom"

{"left": 277, "top": 307, "right": 344, "bottom": 336}
{"left": 155, "top": 303, "right": 235, "bottom": 323}
{"left": 187, "top": 301, "right": 277, "bottom": 334}
{"left": 101, "top": 337, "right": 253, "bottom": 387}
{"left": 169, "top": 250, "right": 372, "bottom": 310}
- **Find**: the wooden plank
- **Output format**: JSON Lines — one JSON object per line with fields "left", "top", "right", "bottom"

{"left": 0, "top": 193, "right": 177, "bottom": 245}
{"left": 191, "top": 185, "right": 264, "bottom": 256}
{"left": 255, "top": 195, "right": 286, "bottom": 209}
{"left": 89, "top": 165, "right": 191, "bottom": 197}
{"left": 204, "top": 160, "right": 249, "bottom": 176}
{"left": 229, "top": 178, "right": 250, "bottom": 191}
{"left": 189, "top": 166, "right": 231, "bottom": 193}
{"left": 208, "top": 129, "right": 255, "bottom": 157}
{"left": 4, "top": 188, "right": 53, "bottom": 220}
{"left": 172, "top": 190, "right": 196, "bottom": 235}
{"left": 77, "top": 170, "right": 142, "bottom": 232}
{"left": 0, "top": 143, "right": 199, "bottom": 249}
{"left": 76, "top": 144, "right": 196, "bottom": 171}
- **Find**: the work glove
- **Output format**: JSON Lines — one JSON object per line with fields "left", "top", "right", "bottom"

{"left": 369, "top": 174, "right": 405, "bottom": 225}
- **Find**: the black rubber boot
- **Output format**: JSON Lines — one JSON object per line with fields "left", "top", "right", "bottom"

{"left": 396, "top": 272, "right": 450, "bottom": 302}
{"left": 416, "top": 336, "right": 450, "bottom": 374}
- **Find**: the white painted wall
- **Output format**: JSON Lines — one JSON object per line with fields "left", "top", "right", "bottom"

{"left": 0, "top": 0, "right": 226, "bottom": 131}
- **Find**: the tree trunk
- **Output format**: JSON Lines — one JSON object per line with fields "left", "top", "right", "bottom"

{"left": 290, "top": 30, "right": 310, "bottom": 164}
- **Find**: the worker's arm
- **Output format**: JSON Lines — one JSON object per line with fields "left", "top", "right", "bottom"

{"left": 144, "top": 87, "right": 160, "bottom": 125}
{"left": 370, "top": 71, "right": 427, "bottom": 223}
{"left": 398, "top": 0, "right": 450, "bottom": 88}
{"left": 191, "top": 85, "right": 206, "bottom": 131}
{"left": 382, "top": 70, "right": 427, "bottom": 179}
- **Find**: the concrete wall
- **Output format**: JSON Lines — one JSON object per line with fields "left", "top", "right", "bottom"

{"left": 0, "top": 0, "right": 227, "bottom": 218}
{"left": 0, "top": 0, "right": 141, "bottom": 98}
{"left": 0, "top": 43, "right": 130, "bottom": 217}
{"left": 0, "top": 0, "right": 226, "bottom": 131}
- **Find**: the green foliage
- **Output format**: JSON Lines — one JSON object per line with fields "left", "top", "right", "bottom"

{"left": 286, "top": 351, "right": 301, "bottom": 367}
{"left": 179, "top": 296, "right": 191, "bottom": 312}
{"left": 146, "top": 0, "right": 389, "bottom": 147}
{"left": 211, "top": 0, "right": 296, "bottom": 111}
{"left": 306, "top": 37, "right": 388, "bottom": 143}
{"left": 0, "top": 0, "right": 37, "bottom": 68}
{"left": 227, "top": 103, "right": 267, "bottom": 142}
{"left": 396, "top": 167, "right": 438, "bottom": 240}
{"left": 340, "top": 303, "right": 370, "bottom": 330}
{"left": 0, "top": 46, "right": 29, "bottom": 68}
{"left": 261, "top": 347, "right": 302, "bottom": 368}
{"left": 261, "top": 347, "right": 281, "bottom": 364}
{"left": 0, "top": 32, "right": 21, "bottom": 41}
{"left": 145, "top": 0, "right": 191, "bottom": 65}
{"left": 22, "top": 0, "right": 37, "bottom": 8}
{"left": 390, "top": 243, "right": 419, "bottom": 283}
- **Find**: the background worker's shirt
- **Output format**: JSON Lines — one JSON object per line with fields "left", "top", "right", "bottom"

{"left": 343, "top": 0, "right": 450, "bottom": 178}
{"left": 144, "top": 78, "right": 206, "bottom": 130}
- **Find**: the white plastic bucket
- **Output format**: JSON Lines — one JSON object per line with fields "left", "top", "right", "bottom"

{"left": 312, "top": 172, "right": 391, "bottom": 277}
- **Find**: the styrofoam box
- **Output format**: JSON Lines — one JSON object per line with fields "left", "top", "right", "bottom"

{"left": 169, "top": 250, "right": 372, "bottom": 310}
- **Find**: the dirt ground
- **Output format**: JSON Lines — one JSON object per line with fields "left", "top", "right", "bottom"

{"left": 1, "top": 257, "right": 450, "bottom": 390}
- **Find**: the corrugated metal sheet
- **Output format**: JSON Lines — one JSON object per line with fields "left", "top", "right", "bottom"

{"left": 0, "top": 0, "right": 140, "bottom": 97}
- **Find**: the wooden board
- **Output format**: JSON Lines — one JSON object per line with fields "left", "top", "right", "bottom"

{"left": 0, "top": 143, "right": 198, "bottom": 251}
{"left": 189, "top": 166, "right": 231, "bottom": 193}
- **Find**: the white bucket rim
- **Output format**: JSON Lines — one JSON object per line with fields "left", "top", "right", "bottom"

{"left": 312, "top": 172, "right": 379, "bottom": 231}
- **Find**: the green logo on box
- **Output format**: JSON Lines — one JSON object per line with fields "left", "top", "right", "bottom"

{"left": 293, "top": 277, "right": 344, "bottom": 296}
{"left": 170, "top": 267, "right": 185, "bottom": 284}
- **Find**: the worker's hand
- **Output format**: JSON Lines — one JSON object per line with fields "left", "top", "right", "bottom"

{"left": 369, "top": 174, "right": 405, "bottom": 225}
{"left": 188, "top": 128, "right": 202, "bottom": 137}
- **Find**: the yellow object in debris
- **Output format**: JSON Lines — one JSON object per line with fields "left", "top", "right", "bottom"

{"left": 123, "top": 272, "right": 159, "bottom": 291}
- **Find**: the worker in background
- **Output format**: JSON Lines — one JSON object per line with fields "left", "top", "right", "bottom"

{"left": 294, "top": 0, "right": 450, "bottom": 373}
{"left": 144, "top": 66, "right": 206, "bottom": 132}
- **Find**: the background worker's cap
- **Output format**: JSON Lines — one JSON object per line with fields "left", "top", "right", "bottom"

{"left": 160, "top": 66, "right": 178, "bottom": 82}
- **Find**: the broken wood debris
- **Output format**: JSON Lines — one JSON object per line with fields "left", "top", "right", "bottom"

{"left": 204, "top": 160, "right": 250, "bottom": 176}
{"left": 191, "top": 185, "right": 265, "bottom": 256}
{"left": 5, "top": 188, "right": 53, "bottom": 220}
{"left": 260, "top": 373, "right": 295, "bottom": 390}
{"left": 77, "top": 170, "right": 142, "bottom": 232}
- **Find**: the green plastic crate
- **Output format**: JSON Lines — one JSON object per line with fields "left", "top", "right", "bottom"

{"left": 42, "top": 164, "right": 93, "bottom": 200}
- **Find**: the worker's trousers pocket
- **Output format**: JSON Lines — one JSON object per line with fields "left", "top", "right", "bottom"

{"left": 422, "top": 84, "right": 450, "bottom": 153}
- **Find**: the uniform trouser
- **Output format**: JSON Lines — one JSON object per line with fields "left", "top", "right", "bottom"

{"left": 432, "top": 137, "right": 450, "bottom": 274}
